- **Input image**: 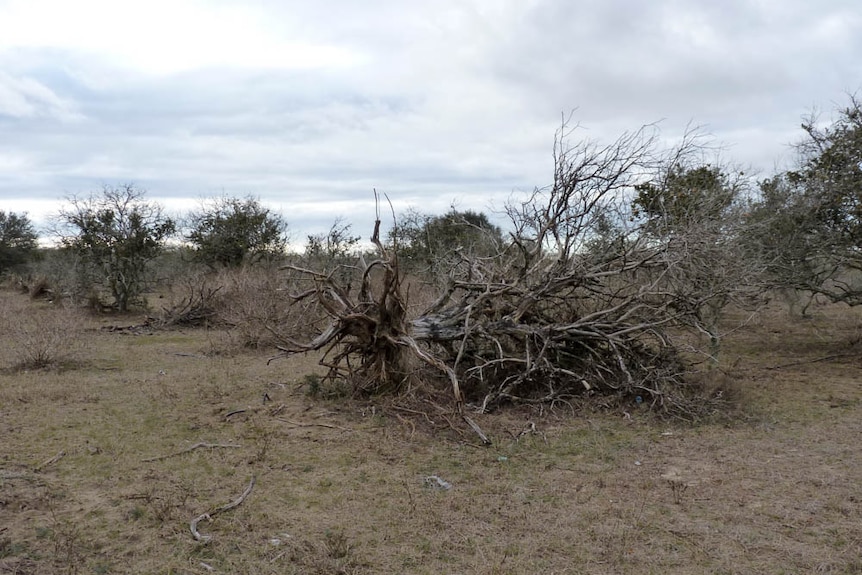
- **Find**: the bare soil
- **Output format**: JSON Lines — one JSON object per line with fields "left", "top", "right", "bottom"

{"left": 1, "top": 290, "right": 860, "bottom": 574}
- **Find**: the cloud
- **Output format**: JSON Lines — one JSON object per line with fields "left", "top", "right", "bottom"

{"left": 0, "top": 0, "right": 861, "bottom": 242}
{"left": 0, "top": 0, "right": 360, "bottom": 75}
{"left": 0, "top": 70, "right": 83, "bottom": 121}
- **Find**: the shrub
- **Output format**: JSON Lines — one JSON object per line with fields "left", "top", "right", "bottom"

{"left": 0, "top": 300, "right": 85, "bottom": 370}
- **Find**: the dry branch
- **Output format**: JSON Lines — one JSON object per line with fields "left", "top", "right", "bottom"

{"left": 190, "top": 476, "right": 256, "bottom": 543}
{"left": 141, "top": 442, "right": 241, "bottom": 462}
{"left": 462, "top": 415, "right": 491, "bottom": 445}
{"left": 269, "top": 124, "right": 740, "bottom": 419}
{"left": 34, "top": 450, "right": 65, "bottom": 472}
{"left": 276, "top": 418, "right": 351, "bottom": 431}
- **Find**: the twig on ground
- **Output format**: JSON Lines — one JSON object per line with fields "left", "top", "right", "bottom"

{"left": 463, "top": 415, "right": 492, "bottom": 445}
{"left": 390, "top": 405, "right": 436, "bottom": 425}
{"left": 394, "top": 413, "right": 416, "bottom": 440}
{"left": 142, "top": 442, "right": 241, "bottom": 462}
{"left": 514, "top": 421, "right": 547, "bottom": 443}
{"left": 34, "top": 450, "right": 65, "bottom": 472}
{"left": 190, "top": 476, "right": 256, "bottom": 543}
{"left": 275, "top": 418, "right": 351, "bottom": 432}
{"left": 766, "top": 354, "right": 850, "bottom": 370}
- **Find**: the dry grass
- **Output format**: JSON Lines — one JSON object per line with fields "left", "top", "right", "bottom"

{"left": 1, "top": 289, "right": 861, "bottom": 574}
{"left": 0, "top": 296, "right": 86, "bottom": 371}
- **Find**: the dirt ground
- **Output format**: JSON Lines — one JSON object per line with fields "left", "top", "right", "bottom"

{"left": 1, "top": 289, "right": 860, "bottom": 574}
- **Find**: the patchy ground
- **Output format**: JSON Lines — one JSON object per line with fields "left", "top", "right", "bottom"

{"left": 0, "top": 290, "right": 860, "bottom": 574}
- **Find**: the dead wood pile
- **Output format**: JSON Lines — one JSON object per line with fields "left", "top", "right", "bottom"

{"left": 271, "top": 125, "right": 712, "bottom": 416}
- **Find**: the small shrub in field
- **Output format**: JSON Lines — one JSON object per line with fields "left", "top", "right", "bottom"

{"left": 0, "top": 300, "right": 85, "bottom": 370}
{"left": 27, "top": 275, "right": 51, "bottom": 300}
{"left": 211, "top": 266, "right": 323, "bottom": 350}
{"left": 300, "top": 373, "right": 349, "bottom": 399}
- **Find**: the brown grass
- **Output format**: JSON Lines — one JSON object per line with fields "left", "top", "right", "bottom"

{"left": 1, "top": 289, "right": 861, "bottom": 573}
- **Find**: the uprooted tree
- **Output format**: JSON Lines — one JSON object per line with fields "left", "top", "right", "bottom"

{"left": 272, "top": 121, "right": 750, "bottom": 417}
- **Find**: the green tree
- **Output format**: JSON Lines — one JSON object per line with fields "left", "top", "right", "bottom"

{"left": 633, "top": 162, "right": 759, "bottom": 362}
{"left": 390, "top": 208, "right": 504, "bottom": 279}
{"left": 633, "top": 164, "right": 736, "bottom": 235}
{"left": 748, "top": 96, "right": 862, "bottom": 306}
{"left": 186, "top": 196, "right": 288, "bottom": 268}
{"left": 0, "top": 211, "right": 39, "bottom": 274}
{"left": 58, "top": 184, "right": 176, "bottom": 312}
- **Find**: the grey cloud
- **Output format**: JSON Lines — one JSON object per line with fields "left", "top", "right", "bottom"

{"left": 2, "top": 0, "right": 861, "bottom": 241}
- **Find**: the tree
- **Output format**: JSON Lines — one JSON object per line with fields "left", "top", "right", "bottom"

{"left": 273, "top": 122, "right": 729, "bottom": 419}
{"left": 632, "top": 160, "right": 762, "bottom": 362}
{"left": 389, "top": 208, "right": 504, "bottom": 280}
{"left": 57, "top": 184, "right": 176, "bottom": 312}
{"left": 633, "top": 164, "right": 736, "bottom": 235}
{"left": 748, "top": 96, "right": 862, "bottom": 306}
{"left": 0, "top": 211, "right": 38, "bottom": 274}
{"left": 186, "top": 195, "right": 287, "bottom": 268}
{"left": 305, "top": 217, "right": 361, "bottom": 263}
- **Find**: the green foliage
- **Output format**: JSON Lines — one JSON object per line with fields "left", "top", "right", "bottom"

{"left": 794, "top": 100, "right": 862, "bottom": 242}
{"left": 748, "top": 96, "right": 862, "bottom": 304}
{"left": 390, "top": 208, "right": 503, "bottom": 278}
{"left": 58, "top": 184, "right": 175, "bottom": 312}
{"left": 0, "top": 210, "right": 38, "bottom": 274}
{"left": 633, "top": 162, "right": 759, "bottom": 362}
{"left": 186, "top": 195, "right": 287, "bottom": 268}
{"left": 633, "top": 164, "right": 736, "bottom": 235}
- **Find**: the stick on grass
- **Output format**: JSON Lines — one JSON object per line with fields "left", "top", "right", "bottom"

{"left": 142, "top": 442, "right": 241, "bottom": 462}
{"left": 34, "top": 450, "right": 65, "bottom": 472}
{"left": 190, "top": 476, "right": 256, "bottom": 543}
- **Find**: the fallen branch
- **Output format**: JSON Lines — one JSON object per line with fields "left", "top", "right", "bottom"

{"left": 766, "top": 354, "right": 851, "bottom": 370}
{"left": 276, "top": 418, "right": 351, "bottom": 432}
{"left": 462, "top": 415, "right": 491, "bottom": 445}
{"left": 190, "top": 476, "right": 256, "bottom": 543}
{"left": 142, "top": 442, "right": 241, "bottom": 462}
{"left": 34, "top": 450, "right": 65, "bottom": 472}
{"left": 393, "top": 413, "right": 417, "bottom": 440}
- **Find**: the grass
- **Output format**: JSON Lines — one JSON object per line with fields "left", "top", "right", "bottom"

{"left": 1, "top": 289, "right": 861, "bottom": 573}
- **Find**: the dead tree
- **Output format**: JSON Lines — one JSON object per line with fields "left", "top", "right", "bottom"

{"left": 272, "top": 196, "right": 463, "bottom": 406}
{"left": 273, "top": 122, "right": 725, "bottom": 416}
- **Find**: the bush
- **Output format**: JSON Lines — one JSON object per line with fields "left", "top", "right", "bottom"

{"left": 0, "top": 298, "right": 85, "bottom": 370}
{"left": 159, "top": 264, "right": 323, "bottom": 352}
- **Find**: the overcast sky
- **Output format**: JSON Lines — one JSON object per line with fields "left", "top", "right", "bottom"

{"left": 1, "top": 0, "right": 860, "bottom": 243}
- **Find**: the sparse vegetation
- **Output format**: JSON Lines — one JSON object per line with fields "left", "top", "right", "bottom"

{"left": 3, "top": 96, "right": 862, "bottom": 572}
{"left": 1, "top": 287, "right": 861, "bottom": 573}
{"left": 0, "top": 296, "right": 85, "bottom": 371}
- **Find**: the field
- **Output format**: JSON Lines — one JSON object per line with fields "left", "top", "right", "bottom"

{"left": 1, "top": 287, "right": 861, "bottom": 574}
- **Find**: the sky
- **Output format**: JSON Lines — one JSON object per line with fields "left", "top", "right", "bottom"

{"left": 1, "top": 0, "right": 861, "bottom": 244}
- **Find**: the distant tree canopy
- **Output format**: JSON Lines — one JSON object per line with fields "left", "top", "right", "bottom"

{"left": 0, "top": 211, "right": 38, "bottom": 274}
{"left": 633, "top": 159, "right": 760, "bottom": 360}
{"left": 633, "top": 164, "right": 737, "bottom": 236}
{"left": 186, "top": 196, "right": 288, "bottom": 268}
{"left": 305, "top": 217, "right": 361, "bottom": 263}
{"left": 58, "top": 184, "right": 176, "bottom": 312}
{"left": 390, "top": 208, "right": 504, "bottom": 277}
{"left": 748, "top": 96, "right": 862, "bottom": 305}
